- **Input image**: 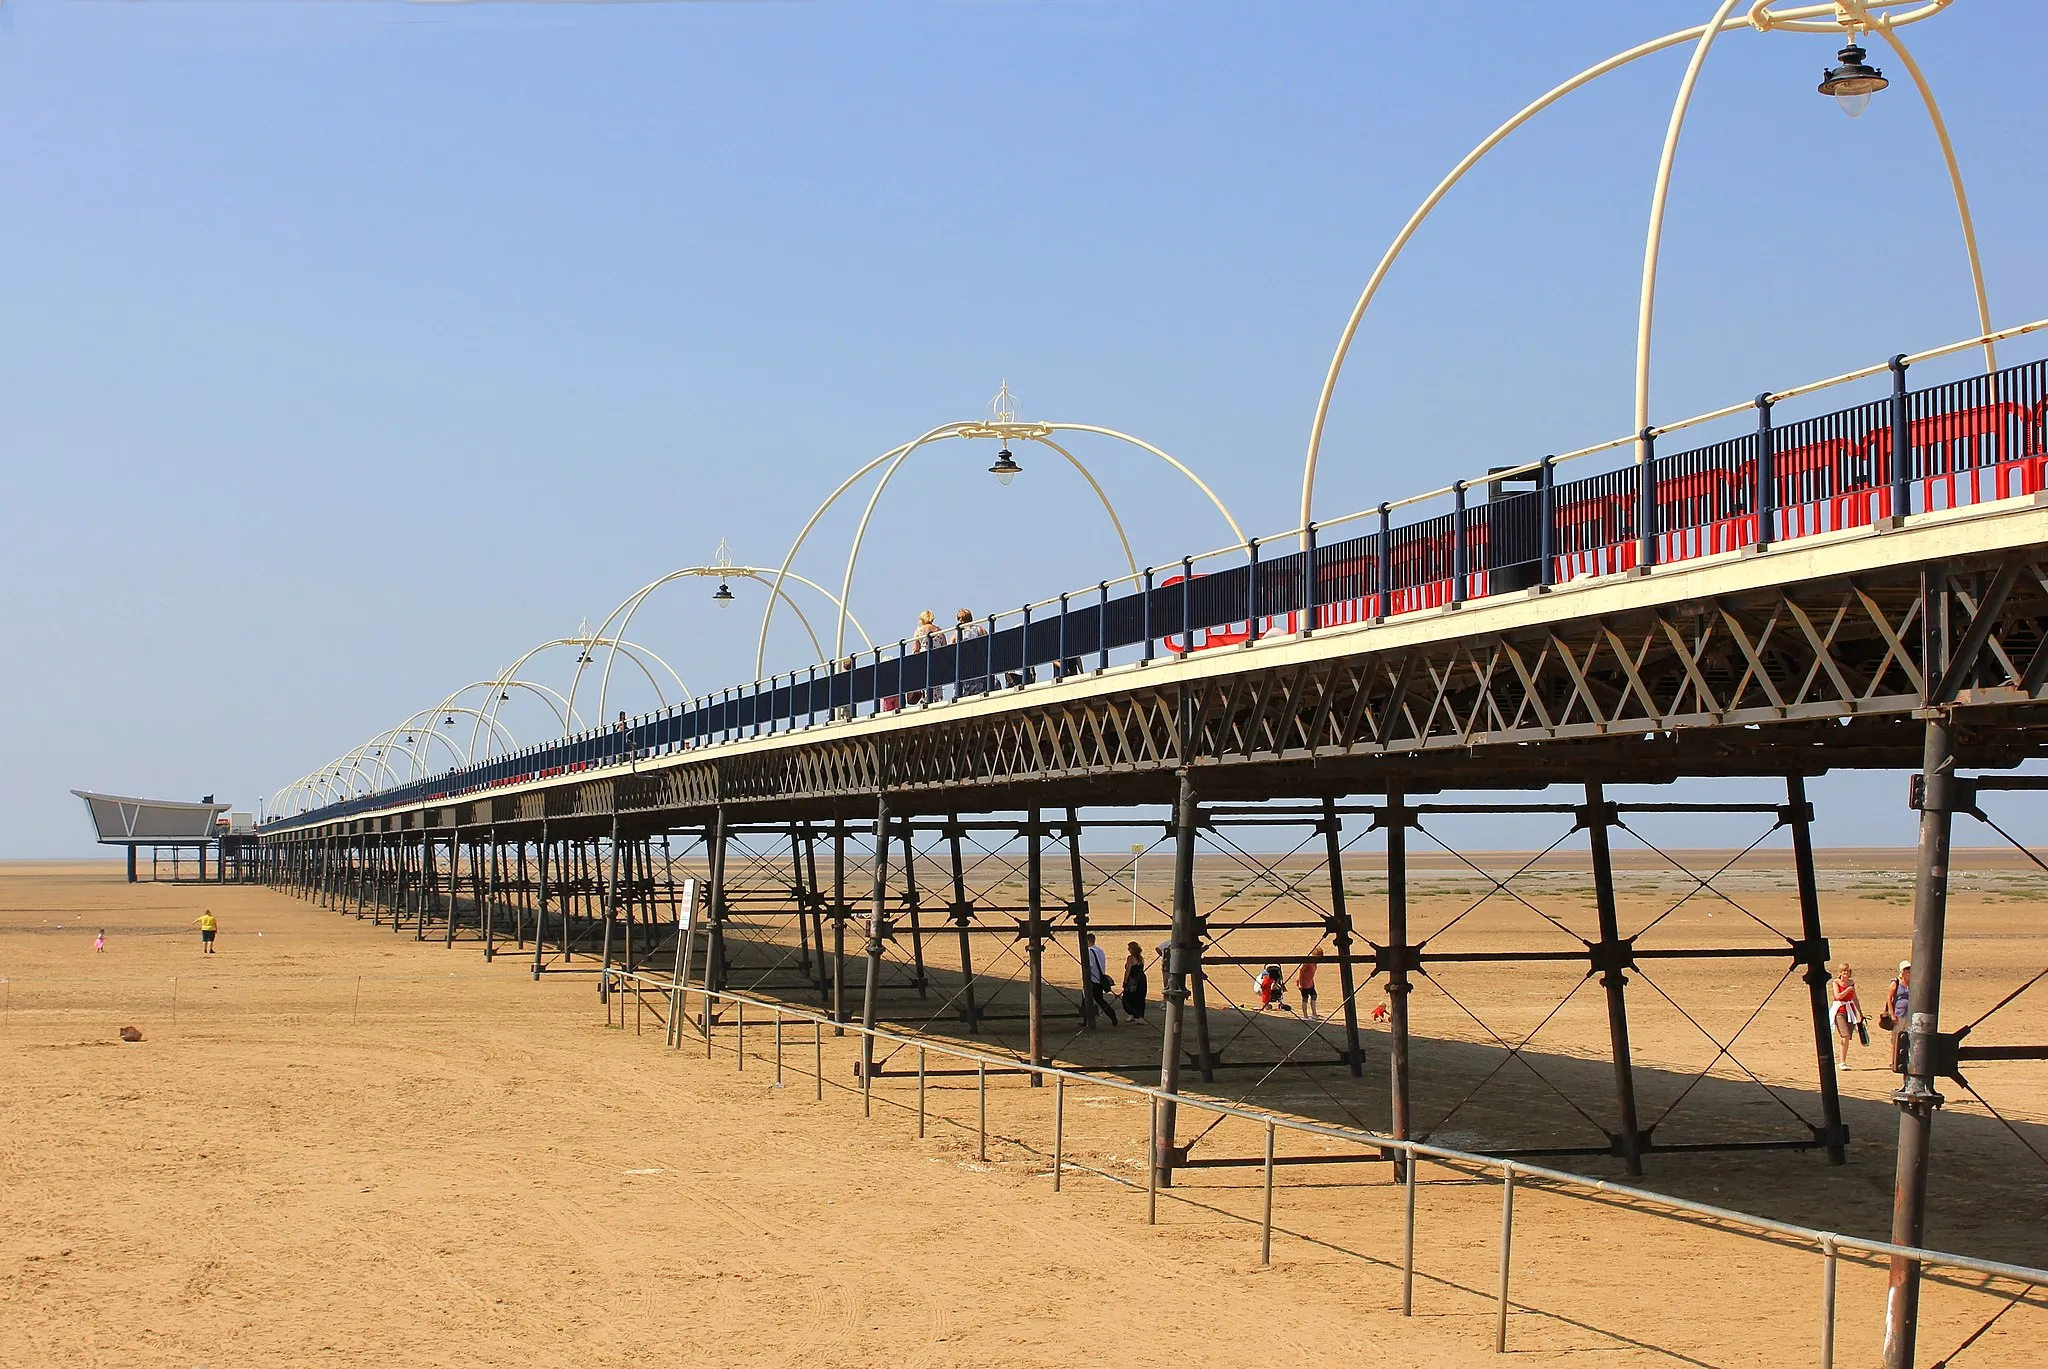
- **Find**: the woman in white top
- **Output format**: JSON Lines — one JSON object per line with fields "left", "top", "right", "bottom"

{"left": 1829, "top": 963, "right": 1865, "bottom": 1068}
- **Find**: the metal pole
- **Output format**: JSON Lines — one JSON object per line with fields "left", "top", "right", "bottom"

{"left": 1585, "top": 782, "right": 1645, "bottom": 1175}
{"left": 774, "top": 1010, "right": 784, "bottom": 1087}
{"left": 736, "top": 999, "right": 745, "bottom": 1073}
{"left": 706, "top": 803, "right": 729, "bottom": 1014}
{"left": 948, "top": 816, "right": 980, "bottom": 1032}
{"left": 1884, "top": 715, "right": 1956, "bottom": 1369}
{"left": 1146, "top": 1097, "right": 1159, "bottom": 1225}
{"left": 1402, "top": 1148, "right": 1418, "bottom": 1315}
{"left": 832, "top": 819, "right": 847, "bottom": 1030}
{"left": 1260, "top": 1121, "right": 1276, "bottom": 1266}
{"left": 814, "top": 1019, "right": 823, "bottom": 1101}
{"left": 861, "top": 792, "right": 890, "bottom": 1087}
{"left": 1888, "top": 354, "right": 1912, "bottom": 519}
{"left": 918, "top": 1047, "right": 927, "bottom": 1139}
{"left": 1496, "top": 1166, "right": 1515, "bottom": 1353}
{"left": 1636, "top": 426, "right": 1658, "bottom": 570}
{"left": 1323, "top": 796, "right": 1365, "bottom": 1078}
{"left": 1026, "top": 806, "right": 1046, "bottom": 1077}
{"left": 532, "top": 823, "right": 549, "bottom": 979}
{"left": 977, "top": 1061, "right": 987, "bottom": 1163}
{"left": 1385, "top": 789, "right": 1412, "bottom": 1156}
{"left": 1157, "top": 764, "right": 1199, "bottom": 1190}
{"left": 1820, "top": 1238, "right": 1838, "bottom": 1369}
{"left": 1788, "top": 776, "right": 1848, "bottom": 1164}
{"left": 1052, "top": 1073, "right": 1064, "bottom": 1191}
{"left": 1755, "top": 394, "right": 1777, "bottom": 550}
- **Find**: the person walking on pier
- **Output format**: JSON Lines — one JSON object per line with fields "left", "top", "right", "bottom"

{"left": 1082, "top": 933, "right": 1119, "bottom": 1027}
{"left": 953, "top": 609, "right": 987, "bottom": 698}
{"left": 1121, "top": 941, "right": 1148, "bottom": 1022}
{"left": 192, "top": 910, "right": 219, "bottom": 955}
{"left": 1881, "top": 961, "right": 1911, "bottom": 1062}
{"left": 1296, "top": 945, "right": 1323, "bottom": 1021}
{"left": 902, "top": 610, "right": 943, "bottom": 706}
{"left": 1829, "top": 963, "right": 1865, "bottom": 1068}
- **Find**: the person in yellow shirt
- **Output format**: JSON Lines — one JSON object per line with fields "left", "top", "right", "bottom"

{"left": 192, "top": 910, "right": 219, "bottom": 955}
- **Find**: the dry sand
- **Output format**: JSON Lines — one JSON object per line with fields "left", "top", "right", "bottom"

{"left": 3, "top": 855, "right": 2044, "bottom": 1367}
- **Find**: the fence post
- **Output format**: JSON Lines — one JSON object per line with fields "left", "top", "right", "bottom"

{"left": 1819, "top": 1237, "right": 1838, "bottom": 1369}
{"left": 736, "top": 999, "right": 744, "bottom": 1072}
{"left": 1245, "top": 538, "right": 1262, "bottom": 644}
{"left": 918, "top": 1047, "right": 927, "bottom": 1139}
{"left": 1302, "top": 521, "right": 1320, "bottom": 637}
{"left": 1053, "top": 1073, "right": 1065, "bottom": 1191}
{"left": 1260, "top": 1120, "right": 1276, "bottom": 1266}
{"left": 814, "top": 1019, "right": 823, "bottom": 1101}
{"left": 1496, "top": 1165, "right": 1516, "bottom": 1353}
{"left": 1636, "top": 427, "right": 1658, "bottom": 571}
{"left": 1755, "top": 394, "right": 1777, "bottom": 550}
{"left": 1141, "top": 567, "right": 1156, "bottom": 662}
{"left": 1098, "top": 581, "right": 1110, "bottom": 672}
{"left": 1375, "top": 503, "right": 1393, "bottom": 621}
{"left": 977, "top": 1061, "right": 988, "bottom": 1163}
{"left": 1403, "top": 1145, "right": 1418, "bottom": 1315}
{"left": 1451, "top": 481, "right": 1468, "bottom": 605}
{"left": 1889, "top": 354, "right": 1911, "bottom": 520}
{"left": 774, "top": 1009, "right": 784, "bottom": 1088}
{"left": 1147, "top": 1097, "right": 1159, "bottom": 1225}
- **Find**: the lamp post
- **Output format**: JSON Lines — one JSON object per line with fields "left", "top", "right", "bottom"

{"left": 758, "top": 384, "right": 1247, "bottom": 667}
{"left": 1298, "top": 0, "right": 1989, "bottom": 534}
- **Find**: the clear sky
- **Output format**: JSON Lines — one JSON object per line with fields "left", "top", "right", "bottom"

{"left": 5, "top": 0, "right": 2044, "bottom": 857}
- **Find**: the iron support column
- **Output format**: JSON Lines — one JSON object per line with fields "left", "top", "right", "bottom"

{"left": 1026, "top": 805, "right": 1046, "bottom": 1080}
{"left": 861, "top": 793, "right": 891, "bottom": 1083}
{"left": 948, "top": 817, "right": 981, "bottom": 1033}
{"left": 532, "top": 823, "right": 549, "bottom": 979}
{"left": 1157, "top": 766, "right": 1200, "bottom": 1188}
{"left": 1884, "top": 716, "right": 1956, "bottom": 1369}
{"left": 1787, "top": 776, "right": 1848, "bottom": 1164}
{"left": 706, "top": 803, "right": 730, "bottom": 1002}
{"left": 1321, "top": 795, "right": 1365, "bottom": 1078}
{"left": 1384, "top": 789, "right": 1413, "bottom": 1151}
{"left": 1585, "top": 782, "right": 1645, "bottom": 1175}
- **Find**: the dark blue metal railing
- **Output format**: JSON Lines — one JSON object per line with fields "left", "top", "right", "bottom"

{"left": 268, "top": 348, "right": 2048, "bottom": 829}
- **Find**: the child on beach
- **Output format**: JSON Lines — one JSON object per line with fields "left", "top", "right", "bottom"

{"left": 94, "top": 929, "right": 106, "bottom": 953}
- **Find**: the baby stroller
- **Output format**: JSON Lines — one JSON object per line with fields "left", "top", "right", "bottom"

{"left": 1257, "top": 963, "right": 1286, "bottom": 1010}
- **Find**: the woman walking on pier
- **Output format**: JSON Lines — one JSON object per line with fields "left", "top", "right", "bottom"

{"left": 1829, "top": 963, "right": 1865, "bottom": 1068}
{"left": 1121, "top": 941, "right": 1148, "bottom": 1022}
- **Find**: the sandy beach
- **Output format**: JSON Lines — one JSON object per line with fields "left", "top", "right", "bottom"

{"left": 4, "top": 854, "right": 2043, "bottom": 1367}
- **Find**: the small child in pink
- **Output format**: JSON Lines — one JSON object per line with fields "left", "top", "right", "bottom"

{"left": 94, "top": 930, "right": 106, "bottom": 953}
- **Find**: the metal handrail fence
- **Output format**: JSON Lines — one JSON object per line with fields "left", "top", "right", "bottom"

{"left": 267, "top": 318, "right": 2048, "bottom": 828}
{"left": 602, "top": 967, "right": 2046, "bottom": 1367}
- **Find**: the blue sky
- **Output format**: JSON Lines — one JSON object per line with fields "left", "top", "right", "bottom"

{"left": 5, "top": 0, "right": 2043, "bottom": 856}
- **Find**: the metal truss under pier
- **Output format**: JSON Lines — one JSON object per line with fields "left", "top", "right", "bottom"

{"left": 254, "top": 480, "right": 2048, "bottom": 1363}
